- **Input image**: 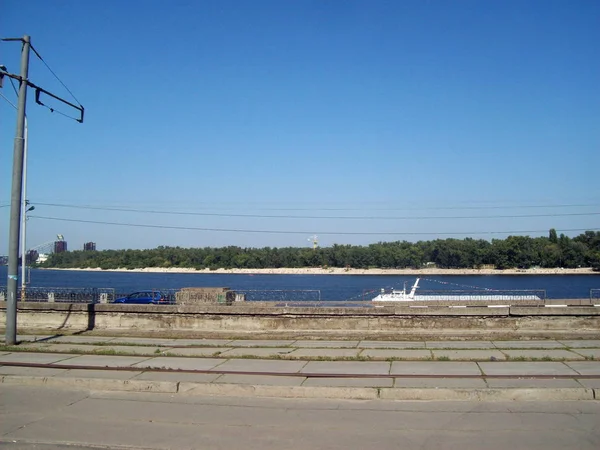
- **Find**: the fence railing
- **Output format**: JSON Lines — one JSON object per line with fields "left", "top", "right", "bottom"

{"left": 0, "top": 286, "right": 115, "bottom": 304}
{"left": 233, "top": 289, "right": 321, "bottom": 302}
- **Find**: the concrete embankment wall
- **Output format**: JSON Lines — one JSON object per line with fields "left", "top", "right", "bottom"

{"left": 1, "top": 303, "right": 599, "bottom": 339}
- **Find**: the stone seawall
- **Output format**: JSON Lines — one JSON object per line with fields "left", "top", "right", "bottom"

{"left": 1, "top": 303, "right": 599, "bottom": 340}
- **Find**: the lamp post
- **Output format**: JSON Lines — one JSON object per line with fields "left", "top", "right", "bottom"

{"left": 21, "top": 200, "right": 34, "bottom": 301}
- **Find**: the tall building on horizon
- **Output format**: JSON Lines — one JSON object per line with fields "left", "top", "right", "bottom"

{"left": 83, "top": 242, "right": 96, "bottom": 251}
{"left": 54, "top": 240, "right": 67, "bottom": 254}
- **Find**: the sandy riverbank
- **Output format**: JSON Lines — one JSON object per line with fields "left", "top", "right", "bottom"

{"left": 44, "top": 267, "right": 599, "bottom": 275}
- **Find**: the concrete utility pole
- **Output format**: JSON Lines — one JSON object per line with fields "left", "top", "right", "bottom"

{"left": 5, "top": 35, "right": 30, "bottom": 346}
{"left": 2, "top": 35, "right": 84, "bottom": 345}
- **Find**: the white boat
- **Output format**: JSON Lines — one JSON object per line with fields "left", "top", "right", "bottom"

{"left": 371, "top": 278, "right": 542, "bottom": 302}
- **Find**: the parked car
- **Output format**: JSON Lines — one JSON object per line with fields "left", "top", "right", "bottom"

{"left": 112, "top": 291, "right": 168, "bottom": 304}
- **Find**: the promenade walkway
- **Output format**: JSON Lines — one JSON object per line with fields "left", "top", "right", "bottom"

{"left": 2, "top": 334, "right": 599, "bottom": 401}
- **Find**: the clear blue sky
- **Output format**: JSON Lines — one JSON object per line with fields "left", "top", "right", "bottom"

{"left": 1, "top": 0, "right": 598, "bottom": 252}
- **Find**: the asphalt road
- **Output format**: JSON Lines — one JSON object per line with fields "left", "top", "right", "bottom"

{"left": 1, "top": 385, "right": 599, "bottom": 450}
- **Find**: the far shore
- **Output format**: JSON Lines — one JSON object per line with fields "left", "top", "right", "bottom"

{"left": 41, "top": 267, "right": 599, "bottom": 276}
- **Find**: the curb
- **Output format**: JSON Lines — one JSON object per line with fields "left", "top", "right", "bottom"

{"left": 1, "top": 375, "right": 597, "bottom": 401}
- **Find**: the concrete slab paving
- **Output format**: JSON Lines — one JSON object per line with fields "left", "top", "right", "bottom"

{"left": 394, "top": 377, "right": 487, "bottom": 389}
{"left": 292, "top": 340, "right": 360, "bottom": 348}
{"left": 501, "top": 350, "right": 585, "bottom": 360}
{"left": 360, "top": 349, "right": 432, "bottom": 360}
{"left": 432, "top": 350, "right": 507, "bottom": 361}
{"left": 60, "top": 354, "right": 153, "bottom": 368}
{"left": 357, "top": 341, "right": 426, "bottom": 349}
{"left": 478, "top": 362, "right": 578, "bottom": 376}
{"left": 108, "top": 337, "right": 176, "bottom": 346}
{"left": 170, "top": 339, "right": 233, "bottom": 347}
{"left": 133, "top": 357, "right": 224, "bottom": 371}
{"left": 288, "top": 348, "right": 360, "bottom": 359}
{"left": 484, "top": 378, "right": 584, "bottom": 389}
{"left": 564, "top": 361, "right": 600, "bottom": 375}
{"left": 164, "top": 347, "right": 232, "bottom": 357}
{"left": 228, "top": 340, "right": 296, "bottom": 347}
{"left": 575, "top": 379, "right": 600, "bottom": 389}
{"left": 96, "top": 345, "right": 170, "bottom": 356}
{"left": 215, "top": 374, "right": 305, "bottom": 386}
{"left": 132, "top": 371, "right": 221, "bottom": 383}
{"left": 14, "top": 335, "right": 57, "bottom": 343}
{"left": 426, "top": 341, "right": 495, "bottom": 349}
{"left": 0, "top": 352, "right": 79, "bottom": 364}
{"left": 390, "top": 361, "right": 482, "bottom": 376}
{"left": 492, "top": 340, "right": 566, "bottom": 349}
{"left": 56, "top": 369, "right": 142, "bottom": 380}
{"left": 390, "top": 361, "right": 481, "bottom": 375}
{"left": 0, "top": 366, "right": 69, "bottom": 377}
{"left": 214, "top": 359, "right": 307, "bottom": 374}
{"left": 47, "top": 335, "right": 117, "bottom": 344}
{"left": 20, "top": 343, "right": 102, "bottom": 353}
{"left": 571, "top": 349, "right": 600, "bottom": 359}
{"left": 301, "top": 361, "right": 390, "bottom": 375}
{"left": 220, "top": 348, "right": 296, "bottom": 358}
{"left": 302, "top": 377, "right": 393, "bottom": 388}
{"left": 558, "top": 340, "right": 600, "bottom": 348}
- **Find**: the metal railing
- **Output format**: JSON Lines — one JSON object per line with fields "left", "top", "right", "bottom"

{"left": 0, "top": 286, "right": 115, "bottom": 303}
{"left": 233, "top": 289, "right": 321, "bottom": 302}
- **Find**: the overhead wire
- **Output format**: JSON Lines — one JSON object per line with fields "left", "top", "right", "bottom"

{"left": 30, "top": 44, "right": 82, "bottom": 106}
{"left": 33, "top": 103, "right": 81, "bottom": 121}
{"left": 28, "top": 215, "right": 600, "bottom": 236}
{"left": 29, "top": 201, "right": 600, "bottom": 212}
{"left": 0, "top": 91, "right": 17, "bottom": 108}
{"left": 32, "top": 202, "right": 600, "bottom": 220}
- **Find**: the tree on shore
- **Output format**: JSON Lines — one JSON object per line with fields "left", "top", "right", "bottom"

{"left": 39, "top": 230, "right": 600, "bottom": 271}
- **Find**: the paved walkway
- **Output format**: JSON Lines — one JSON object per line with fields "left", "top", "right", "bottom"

{"left": 4, "top": 385, "right": 600, "bottom": 450}
{"left": 2, "top": 334, "right": 600, "bottom": 361}
{"left": 1, "top": 334, "right": 600, "bottom": 400}
{"left": 3, "top": 385, "right": 600, "bottom": 450}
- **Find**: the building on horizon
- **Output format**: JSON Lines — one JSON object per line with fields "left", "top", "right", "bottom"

{"left": 54, "top": 240, "right": 67, "bottom": 254}
{"left": 83, "top": 242, "right": 96, "bottom": 251}
{"left": 26, "top": 250, "right": 39, "bottom": 265}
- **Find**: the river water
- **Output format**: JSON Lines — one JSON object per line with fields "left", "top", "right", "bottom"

{"left": 1, "top": 267, "right": 598, "bottom": 300}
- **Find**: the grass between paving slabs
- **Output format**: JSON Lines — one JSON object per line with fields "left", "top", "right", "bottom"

{"left": 1, "top": 344, "right": 595, "bottom": 362}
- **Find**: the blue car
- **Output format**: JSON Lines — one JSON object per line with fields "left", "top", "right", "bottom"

{"left": 113, "top": 291, "right": 168, "bottom": 304}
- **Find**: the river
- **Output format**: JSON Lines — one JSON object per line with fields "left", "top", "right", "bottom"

{"left": 0, "top": 267, "right": 598, "bottom": 300}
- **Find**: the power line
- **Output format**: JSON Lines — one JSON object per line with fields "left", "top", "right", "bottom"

{"left": 33, "top": 202, "right": 600, "bottom": 220}
{"left": 0, "top": 91, "right": 17, "bottom": 108}
{"left": 34, "top": 103, "right": 82, "bottom": 121}
{"left": 7, "top": 76, "right": 19, "bottom": 97}
{"left": 30, "top": 44, "right": 82, "bottom": 106}
{"left": 30, "top": 200, "right": 600, "bottom": 212}
{"left": 28, "top": 215, "right": 600, "bottom": 236}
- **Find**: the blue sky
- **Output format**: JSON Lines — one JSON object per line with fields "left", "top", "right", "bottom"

{"left": 1, "top": 0, "right": 598, "bottom": 252}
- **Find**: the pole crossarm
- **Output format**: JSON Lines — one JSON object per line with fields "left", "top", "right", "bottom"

{"left": 0, "top": 71, "right": 84, "bottom": 123}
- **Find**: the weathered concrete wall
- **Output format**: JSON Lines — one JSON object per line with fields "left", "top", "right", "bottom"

{"left": 0, "top": 303, "right": 599, "bottom": 339}
{"left": 175, "top": 287, "right": 235, "bottom": 306}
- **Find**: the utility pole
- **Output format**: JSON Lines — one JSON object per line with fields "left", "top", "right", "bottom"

{"left": 2, "top": 35, "right": 84, "bottom": 345}
{"left": 5, "top": 35, "right": 30, "bottom": 346}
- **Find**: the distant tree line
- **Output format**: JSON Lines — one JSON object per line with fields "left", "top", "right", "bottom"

{"left": 41, "top": 230, "right": 600, "bottom": 271}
